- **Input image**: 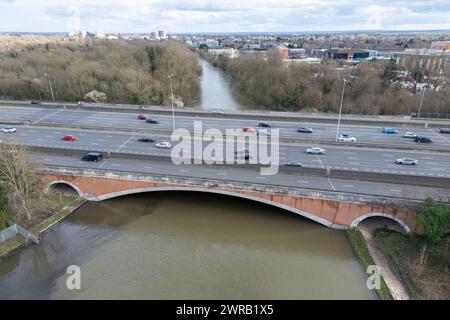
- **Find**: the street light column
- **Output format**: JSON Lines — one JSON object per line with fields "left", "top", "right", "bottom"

{"left": 336, "top": 78, "right": 346, "bottom": 142}
{"left": 168, "top": 74, "right": 176, "bottom": 131}
{"left": 45, "top": 73, "right": 55, "bottom": 102}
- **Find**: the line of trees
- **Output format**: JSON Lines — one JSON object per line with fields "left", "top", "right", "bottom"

{"left": 0, "top": 39, "right": 202, "bottom": 106}
{"left": 204, "top": 51, "right": 450, "bottom": 115}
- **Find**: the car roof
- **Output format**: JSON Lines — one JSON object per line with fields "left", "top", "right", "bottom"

{"left": 86, "top": 152, "right": 102, "bottom": 156}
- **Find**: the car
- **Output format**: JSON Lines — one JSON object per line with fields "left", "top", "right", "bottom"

{"left": 297, "top": 127, "right": 313, "bottom": 133}
{"left": 383, "top": 128, "right": 399, "bottom": 134}
{"left": 257, "top": 128, "right": 271, "bottom": 136}
{"left": 337, "top": 134, "right": 356, "bottom": 142}
{"left": 211, "top": 109, "right": 225, "bottom": 114}
{"left": 440, "top": 128, "right": 450, "bottom": 134}
{"left": 62, "top": 135, "right": 77, "bottom": 141}
{"left": 137, "top": 114, "right": 148, "bottom": 120}
{"left": 415, "top": 136, "right": 433, "bottom": 144}
{"left": 306, "top": 147, "right": 325, "bottom": 155}
{"left": 82, "top": 152, "right": 103, "bottom": 162}
{"left": 155, "top": 141, "right": 171, "bottom": 148}
{"left": 395, "top": 158, "right": 418, "bottom": 165}
{"left": 235, "top": 148, "right": 253, "bottom": 160}
{"left": 403, "top": 132, "right": 417, "bottom": 138}
{"left": 258, "top": 122, "right": 271, "bottom": 128}
{"left": 283, "top": 161, "right": 302, "bottom": 167}
{"left": 0, "top": 127, "right": 16, "bottom": 133}
{"left": 242, "top": 127, "right": 256, "bottom": 133}
{"left": 138, "top": 136, "right": 155, "bottom": 143}
{"left": 77, "top": 101, "right": 85, "bottom": 107}
{"left": 146, "top": 118, "right": 159, "bottom": 124}
{"left": 30, "top": 100, "right": 41, "bottom": 105}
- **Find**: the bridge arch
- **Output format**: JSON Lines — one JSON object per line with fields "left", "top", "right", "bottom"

{"left": 86, "top": 186, "right": 347, "bottom": 230}
{"left": 351, "top": 213, "right": 411, "bottom": 233}
{"left": 43, "top": 181, "right": 84, "bottom": 198}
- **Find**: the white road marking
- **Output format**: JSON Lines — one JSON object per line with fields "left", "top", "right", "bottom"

{"left": 115, "top": 134, "right": 135, "bottom": 152}
{"left": 35, "top": 110, "right": 62, "bottom": 123}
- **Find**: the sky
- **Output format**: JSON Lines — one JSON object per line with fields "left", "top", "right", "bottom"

{"left": 1, "top": 0, "right": 450, "bottom": 33}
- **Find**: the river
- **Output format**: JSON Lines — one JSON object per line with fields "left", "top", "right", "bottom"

{"left": 198, "top": 59, "right": 242, "bottom": 111}
{"left": 0, "top": 192, "right": 376, "bottom": 299}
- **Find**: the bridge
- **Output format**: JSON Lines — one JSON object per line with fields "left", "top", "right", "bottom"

{"left": 40, "top": 166, "right": 418, "bottom": 232}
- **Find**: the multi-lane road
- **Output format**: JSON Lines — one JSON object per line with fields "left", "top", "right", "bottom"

{"left": 1, "top": 105, "right": 450, "bottom": 149}
{"left": 2, "top": 125, "right": 450, "bottom": 177}
{"left": 1, "top": 103, "right": 450, "bottom": 200}
{"left": 29, "top": 152, "right": 450, "bottom": 201}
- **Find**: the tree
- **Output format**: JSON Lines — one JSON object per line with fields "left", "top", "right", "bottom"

{"left": 417, "top": 198, "right": 450, "bottom": 244}
{"left": 0, "top": 140, "right": 40, "bottom": 223}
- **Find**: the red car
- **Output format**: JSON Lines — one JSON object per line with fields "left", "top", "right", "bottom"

{"left": 242, "top": 127, "right": 256, "bottom": 133}
{"left": 137, "top": 114, "right": 148, "bottom": 120}
{"left": 62, "top": 135, "right": 77, "bottom": 141}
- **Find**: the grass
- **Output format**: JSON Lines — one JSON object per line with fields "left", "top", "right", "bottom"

{"left": 0, "top": 194, "right": 84, "bottom": 259}
{"left": 375, "top": 230, "right": 450, "bottom": 300}
{"left": 346, "top": 229, "right": 394, "bottom": 300}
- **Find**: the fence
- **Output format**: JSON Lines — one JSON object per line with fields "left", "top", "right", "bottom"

{"left": 0, "top": 96, "right": 15, "bottom": 101}
{"left": 411, "top": 112, "right": 450, "bottom": 120}
{"left": 0, "top": 223, "right": 39, "bottom": 244}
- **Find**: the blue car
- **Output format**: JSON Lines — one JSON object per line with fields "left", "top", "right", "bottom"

{"left": 383, "top": 128, "right": 399, "bottom": 134}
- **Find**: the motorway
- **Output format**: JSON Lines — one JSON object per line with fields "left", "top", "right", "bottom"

{"left": 1, "top": 123, "right": 450, "bottom": 178}
{"left": 1, "top": 105, "right": 450, "bottom": 150}
{"left": 29, "top": 152, "right": 450, "bottom": 201}
{"left": 1, "top": 104, "right": 450, "bottom": 193}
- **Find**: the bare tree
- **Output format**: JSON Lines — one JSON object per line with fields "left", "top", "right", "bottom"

{"left": 0, "top": 139, "right": 39, "bottom": 222}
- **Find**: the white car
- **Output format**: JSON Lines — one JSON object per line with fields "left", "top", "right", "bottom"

{"left": 337, "top": 134, "right": 356, "bottom": 142}
{"left": 257, "top": 128, "right": 271, "bottom": 136}
{"left": 395, "top": 158, "right": 418, "bottom": 165}
{"left": 403, "top": 132, "right": 417, "bottom": 138}
{"left": 1, "top": 127, "right": 16, "bottom": 133}
{"left": 306, "top": 147, "right": 325, "bottom": 155}
{"left": 155, "top": 141, "right": 172, "bottom": 149}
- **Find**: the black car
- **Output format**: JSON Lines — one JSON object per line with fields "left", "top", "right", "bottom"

{"left": 138, "top": 136, "right": 155, "bottom": 143}
{"left": 258, "top": 122, "right": 271, "bottom": 128}
{"left": 31, "top": 100, "right": 41, "bottom": 105}
{"left": 82, "top": 152, "right": 103, "bottom": 162}
{"left": 283, "top": 161, "right": 302, "bottom": 167}
{"left": 440, "top": 128, "right": 450, "bottom": 134}
{"left": 146, "top": 118, "right": 159, "bottom": 124}
{"left": 297, "top": 127, "right": 313, "bottom": 133}
{"left": 415, "top": 136, "right": 434, "bottom": 144}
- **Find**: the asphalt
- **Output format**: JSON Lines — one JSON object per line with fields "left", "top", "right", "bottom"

{"left": 30, "top": 152, "right": 450, "bottom": 202}
{"left": 1, "top": 105, "right": 450, "bottom": 150}
{"left": 2, "top": 124, "right": 450, "bottom": 178}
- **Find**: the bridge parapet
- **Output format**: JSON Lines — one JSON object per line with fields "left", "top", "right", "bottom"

{"left": 39, "top": 166, "right": 419, "bottom": 232}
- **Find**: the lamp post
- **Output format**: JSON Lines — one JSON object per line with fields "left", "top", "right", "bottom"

{"left": 336, "top": 78, "right": 347, "bottom": 142}
{"left": 417, "top": 87, "right": 426, "bottom": 117}
{"left": 168, "top": 74, "right": 176, "bottom": 131}
{"left": 44, "top": 73, "right": 55, "bottom": 102}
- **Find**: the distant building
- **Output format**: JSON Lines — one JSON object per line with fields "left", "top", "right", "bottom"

{"left": 396, "top": 48, "right": 450, "bottom": 73}
{"left": 205, "top": 39, "right": 219, "bottom": 48}
{"left": 276, "top": 46, "right": 289, "bottom": 59}
{"left": 430, "top": 41, "right": 450, "bottom": 50}
{"left": 208, "top": 48, "right": 239, "bottom": 58}
{"left": 158, "top": 30, "right": 166, "bottom": 38}
{"left": 288, "top": 48, "right": 306, "bottom": 59}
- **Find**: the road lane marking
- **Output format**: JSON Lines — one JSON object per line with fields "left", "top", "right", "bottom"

{"left": 328, "top": 178, "right": 336, "bottom": 191}
{"left": 34, "top": 110, "right": 62, "bottom": 123}
{"left": 115, "top": 134, "right": 135, "bottom": 152}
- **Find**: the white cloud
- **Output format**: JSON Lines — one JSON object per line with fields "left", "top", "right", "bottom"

{"left": 0, "top": 0, "right": 449, "bottom": 33}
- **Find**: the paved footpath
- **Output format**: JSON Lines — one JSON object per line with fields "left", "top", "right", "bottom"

{"left": 358, "top": 219, "right": 411, "bottom": 300}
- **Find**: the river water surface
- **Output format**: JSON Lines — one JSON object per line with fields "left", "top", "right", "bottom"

{"left": 0, "top": 192, "right": 376, "bottom": 299}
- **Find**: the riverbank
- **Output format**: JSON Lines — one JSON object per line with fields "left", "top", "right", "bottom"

{"left": 0, "top": 196, "right": 85, "bottom": 259}
{"left": 375, "top": 230, "right": 450, "bottom": 299}
{"left": 346, "top": 229, "right": 394, "bottom": 300}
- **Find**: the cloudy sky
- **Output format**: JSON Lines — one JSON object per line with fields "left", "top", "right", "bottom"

{"left": 1, "top": 0, "right": 450, "bottom": 33}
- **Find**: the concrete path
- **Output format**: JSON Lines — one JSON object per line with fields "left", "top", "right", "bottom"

{"left": 358, "top": 218, "right": 411, "bottom": 300}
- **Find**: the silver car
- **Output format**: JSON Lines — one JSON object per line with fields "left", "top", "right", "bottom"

{"left": 395, "top": 158, "right": 418, "bottom": 165}
{"left": 306, "top": 147, "right": 325, "bottom": 155}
